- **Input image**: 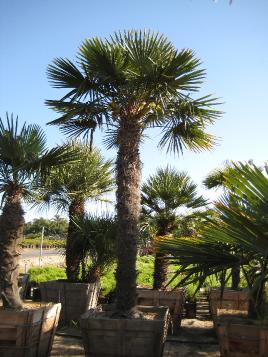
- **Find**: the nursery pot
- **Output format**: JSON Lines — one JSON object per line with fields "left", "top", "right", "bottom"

{"left": 209, "top": 288, "right": 249, "bottom": 327}
{"left": 216, "top": 314, "right": 268, "bottom": 357}
{"left": 40, "top": 280, "right": 100, "bottom": 325}
{"left": 136, "top": 288, "right": 185, "bottom": 334}
{"left": 0, "top": 302, "right": 61, "bottom": 357}
{"left": 80, "top": 305, "right": 169, "bottom": 357}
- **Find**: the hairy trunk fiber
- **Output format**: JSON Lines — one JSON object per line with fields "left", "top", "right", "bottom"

{"left": 66, "top": 199, "right": 85, "bottom": 282}
{"left": 115, "top": 118, "right": 141, "bottom": 313}
{"left": 153, "top": 226, "right": 170, "bottom": 290}
{"left": 87, "top": 266, "right": 101, "bottom": 284}
{"left": 0, "top": 187, "right": 24, "bottom": 309}
{"left": 231, "top": 265, "right": 240, "bottom": 290}
{"left": 153, "top": 253, "right": 169, "bottom": 290}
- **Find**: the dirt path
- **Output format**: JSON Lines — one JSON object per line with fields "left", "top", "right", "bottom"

{"left": 51, "top": 319, "right": 220, "bottom": 356}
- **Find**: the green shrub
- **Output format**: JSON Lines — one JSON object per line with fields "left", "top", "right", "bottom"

{"left": 28, "top": 267, "right": 66, "bottom": 283}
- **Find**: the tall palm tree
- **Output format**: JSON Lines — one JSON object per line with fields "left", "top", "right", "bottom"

{"left": 41, "top": 142, "right": 114, "bottom": 282}
{"left": 142, "top": 166, "right": 207, "bottom": 289}
{"left": 0, "top": 114, "right": 77, "bottom": 309}
{"left": 46, "top": 30, "right": 221, "bottom": 314}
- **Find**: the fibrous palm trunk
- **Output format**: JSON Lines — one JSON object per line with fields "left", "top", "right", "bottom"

{"left": 0, "top": 187, "right": 24, "bottom": 309}
{"left": 153, "top": 227, "right": 169, "bottom": 290}
{"left": 115, "top": 118, "right": 141, "bottom": 314}
{"left": 231, "top": 265, "right": 240, "bottom": 290}
{"left": 66, "top": 199, "right": 85, "bottom": 282}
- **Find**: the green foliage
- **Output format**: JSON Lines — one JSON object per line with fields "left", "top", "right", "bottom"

{"left": 22, "top": 237, "right": 65, "bottom": 248}
{"left": 137, "top": 255, "right": 155, "bottom": 287}
{"left": 24, "top": 216, "right": 68, "bottom": 238}
{"left": 141, "top": 166, "right": 207, "bottom": 246}
{"left": 100, "top": 269, "right": 116, "bottom": 296}
{"left": 157, "top": 162, "right": 268, "bottom": 319}
{"left": 40, "top": 142, "right": 114, "bottom": 212}
{"left": 46, "top": 30, "right": 221, "bottom": 156}
{"left": 0, "top": 114, "right": 78, "bottom": 206}
{"left": 73, "top": 213, "right": 117, "bottom": 282}
{"left": 28, "top": 267, "right": 66, "bottom": 283}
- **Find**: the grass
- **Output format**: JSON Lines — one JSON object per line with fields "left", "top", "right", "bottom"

{"left": 28, "top": 255, "right": 246, "bottom": 296}
{"left": 28, "top": 266, "right": 66, "bottom": 283}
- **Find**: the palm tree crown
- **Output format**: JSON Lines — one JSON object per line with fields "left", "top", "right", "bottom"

{"left": 42, "top": 142, "right": 114, "bottom": 212}
{"left": 142, "top": 166, "right": 207, "bottom": 289}
{"left": 46, "top": 30, "right": 220, "bottom": 153}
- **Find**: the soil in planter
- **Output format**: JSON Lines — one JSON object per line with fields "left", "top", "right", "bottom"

{"left": 0, "top": 300, "right": 51, "bottom": 311}
{"left": 88, "top": 305, "right": 166, "bottom": 321}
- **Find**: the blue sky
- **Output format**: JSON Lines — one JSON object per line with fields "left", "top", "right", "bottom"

{"left": 1, "top": 0, "right": 268, "bottom": 220}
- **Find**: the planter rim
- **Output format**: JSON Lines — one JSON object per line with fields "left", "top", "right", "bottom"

{"left": 0, "top": 301, "right": 61, "bottom": 314}
{"left": 81, "top": 304, "right": 169, "bottom": 323}
{"left": 217, "top": 316, "right": 268, "bottom": 327}
{"left": 40, "top": 279, "right": 100, "bottom": 286}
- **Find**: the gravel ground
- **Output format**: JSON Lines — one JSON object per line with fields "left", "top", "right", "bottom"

{"left": 19, "top": 249, "right": 65, "bottom": 272}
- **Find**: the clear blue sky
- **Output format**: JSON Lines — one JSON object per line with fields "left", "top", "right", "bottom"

{"left": 1, "top": 0, "right": 268, "bottom": 220}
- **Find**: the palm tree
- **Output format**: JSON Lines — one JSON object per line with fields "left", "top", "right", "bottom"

{"left": 41, "top": 142, "right": 114, "bottom": 282}
{"left": 157, "top": 162, "right": 268, "bottom": 319}
{"left": 46, "top": 30, "right": 221, "bottom": 314}
{"left": 142, "top": 166, "right": 207, "bottom": 289}
{"left": 74, "top": 213, "right": 117, "bottom": 283}
{"left": 203, "top": 162, "right": 252, "bottom": 289}
{"left": 0, "top": 114, "right": 77, "bottom": 309}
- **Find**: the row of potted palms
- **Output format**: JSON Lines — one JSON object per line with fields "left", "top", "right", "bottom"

{"left": 0, "top": 30, "right": 222, "bottom": 356}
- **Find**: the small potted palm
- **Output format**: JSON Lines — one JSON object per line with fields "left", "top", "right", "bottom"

{"left": 157, "top": 162, "right": 268, "bottom": 356}
{"left": 0, "top": 114, "right": 75, "bottom": 356}
{"left": 40, "top": 143, "right": 114, "bottom": 325}
{"left": 138, "top": 167, "right": 206, "bottom": 332}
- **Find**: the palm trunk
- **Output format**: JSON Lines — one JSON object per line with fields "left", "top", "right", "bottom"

{"left": 153, "top": 226, "right": 169, "bottom": 290}
{"left": 66, "top": 199, "right": 85, "bottom": 282}
{"left": 87, "top": 266, "right": 101, "bottom": 284}
{"left": 115, "top": 118, "right": 141, "bottom": 314}
{"left": 153, "top": 253, "right": 169, "bottom": 290}
{"left": 0, "top": 187, "right": 24, "bottom": 309}
{"left": 231, "top": 265, "right": 240, "bottom": 290}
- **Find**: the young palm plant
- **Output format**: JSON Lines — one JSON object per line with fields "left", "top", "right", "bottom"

{"left": 157, "top": 162, "right": 268, "bottom": 319}
{"left": 0, "top": 114, "right": 77, "bottom": 309}
{"left": 203, "top": 161, "right": 256, "bottom": 289}
{"left": 73, "top": 213, "right": 117, "bottom": 283}
{"left": 46, "top": 30, "right": 221, "bottom": 314}
{"left": 142, "top": 166, "right": 207, "bottom": 289}
{"left": 41, "top": 141, "right": 114, "bottom": 282}
{"left": 203, "top": 162, "right": 242, "bottom": 289}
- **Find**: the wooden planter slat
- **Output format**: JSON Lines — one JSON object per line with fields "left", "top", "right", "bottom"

{"left": 0, "top": 303, "right": 61, "bottom": 357}
{"left": 80, "top": 305, "right": 169, "bottom": 357}
{"left": 217, "top": 319, "right": 268, "bottom": 356}
{"left": 209, "top": 289, "right": 249, "bottom": 327}
{"left": 136, "top": 288, "right": 185, "bottom": 333}
{"left": 40, "top": 280, "right": 100, "bottom": 325}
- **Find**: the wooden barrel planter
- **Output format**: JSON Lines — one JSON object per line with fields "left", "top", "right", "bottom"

{"left": 217, "top": 315, "right": 268, "bottom": 356}
{"left": 209, "top": 289, "right": 249, "bottom": 327}
{"left": 40, "top": 280, "right": 100, "bottom": 325}
{"left": 136, "top": 288, "right": 185, "bottom": 334}
{"left": 80, "top": 305, "right": 170, "bottom": 357}
{"left": 0, "top": 302, "right": 61, "bottom": 357}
